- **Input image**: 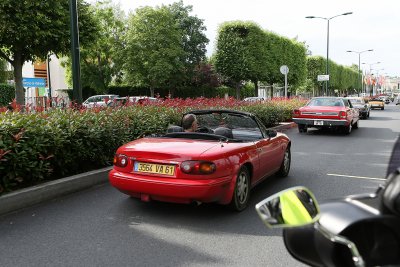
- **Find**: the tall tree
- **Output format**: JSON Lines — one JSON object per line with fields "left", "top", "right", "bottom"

{"left": 63, "top": 1, "right": 126, "bottom": 94}
{"left": 123, "top": 6, "right": 185, "bottom": 97}
{"left": 166, "top": 1, "right": 209, "bottom": 93}
{"left": 0, "top": 0, "right": 98, "bottom": 105}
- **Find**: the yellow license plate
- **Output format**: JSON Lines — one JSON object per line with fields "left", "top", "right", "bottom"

{"left": 134, "top": 162, "right": 175, "bottom": 176}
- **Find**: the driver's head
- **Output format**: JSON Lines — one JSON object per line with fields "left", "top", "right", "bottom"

{"left": 182, "top": 114, "right": 198, "bottom": 132}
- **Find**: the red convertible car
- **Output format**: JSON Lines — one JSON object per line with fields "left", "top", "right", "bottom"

{"left": 109, "top": 110, "right": 291, "bottom": 211}
{"left": 292, "top": 97, "right": 360, "bottom": 134}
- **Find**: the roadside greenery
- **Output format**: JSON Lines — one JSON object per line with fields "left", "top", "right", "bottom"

{"left": 0, "top": 84, "right": 14, "bottom": 106}
{"left": 0, "top": 98, "right": 306, "bottom": 194}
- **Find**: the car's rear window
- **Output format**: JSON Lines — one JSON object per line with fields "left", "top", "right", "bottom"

{"left": 307, "top": 98, "right": 344, "bottom": 107}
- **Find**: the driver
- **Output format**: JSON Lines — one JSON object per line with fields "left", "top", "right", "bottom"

{"left": 182, "top": 114, "right": 198, "bottom": 132}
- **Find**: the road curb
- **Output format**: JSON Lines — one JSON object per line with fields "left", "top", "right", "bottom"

{"left": 270, "top": 121, "right": 296, "bottom": 132}
{"left": 0, "top": 167, "right": 112, "bottom": 216}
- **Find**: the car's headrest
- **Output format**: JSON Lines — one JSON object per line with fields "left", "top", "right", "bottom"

{"left": 214, "top": 127, "right": 233, "bottom": 139}
{"left": 166, "top": 125, "right": 183, "bottom": 133}
{"left": 382, "top": 168, "right": 400, "bottom": 216}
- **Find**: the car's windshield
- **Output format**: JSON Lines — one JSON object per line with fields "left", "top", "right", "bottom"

{"left": 307, "top": 98, "right": 344, "bottom": 107}
{"left": 195, "top": 112, "right": 263, "bottom": 140}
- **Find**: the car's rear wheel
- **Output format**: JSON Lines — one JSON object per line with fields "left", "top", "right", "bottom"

{"left": 381, "top": 107, "right": 384, "bottom": 110}
{"left": 343, "top": 123, "right": 352, "bottom": 135}
{"left": 277, "top": 146, "right": 291, "bottom": 177}
{"left": 229, "top": 167, "right": 250, "bottom": 212}
{"left": 353, "top": 120, "right": 359, "bottom": 129}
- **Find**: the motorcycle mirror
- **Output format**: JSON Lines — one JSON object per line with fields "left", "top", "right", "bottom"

{"left": 255, "top": 186, "right": 320, "bottom": 228}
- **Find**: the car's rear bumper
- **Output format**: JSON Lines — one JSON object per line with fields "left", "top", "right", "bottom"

{"left": 109, "top": 169, "right": 233, "bottom": 204}
{"left": 292, "top": 118, "right": 349, "bottom": 126}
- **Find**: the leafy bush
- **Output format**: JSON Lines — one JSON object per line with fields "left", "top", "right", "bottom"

{"left": 0, "top": 83, "right": 14, "bottom": 106}
{"left": 0, "top": 97, "right": 306, "bottom": 194}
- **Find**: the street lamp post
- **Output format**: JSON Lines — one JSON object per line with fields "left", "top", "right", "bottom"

{"left": 362, "top": 62, "right": 381, "bottom": 96}
{"left": 306, "top": 12, "right": 353, "bottom": 96}
{"left": 346, "top": 49, "right": 373, "bottom": 96}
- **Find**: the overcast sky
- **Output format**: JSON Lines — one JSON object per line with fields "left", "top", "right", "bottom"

{"left": 115, "top": 0, "right": 400, "bottom": 77}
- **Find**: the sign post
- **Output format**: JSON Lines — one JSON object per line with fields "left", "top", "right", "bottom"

{"left": 280, "top": 65, "right": 289, "bottom": 98}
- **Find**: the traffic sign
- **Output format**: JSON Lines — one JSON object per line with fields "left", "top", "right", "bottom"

{"left": 280, "top": 65, "right": 289, "bottom": 75}
{"left": 317, "top": 75, "right": 330, "bottom": 81}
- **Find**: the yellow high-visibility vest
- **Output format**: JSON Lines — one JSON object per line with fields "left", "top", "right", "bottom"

{"left": 280, "top": 191, "right": 312, "bottom": 225}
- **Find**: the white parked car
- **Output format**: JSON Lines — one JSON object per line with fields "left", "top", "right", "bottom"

{"left": 82, "top": 94, "right": 119, "bottom": 108}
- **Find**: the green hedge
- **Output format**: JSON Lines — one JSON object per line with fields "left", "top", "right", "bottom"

{"left": 0, "top": 83, "right": 14, "bottom": 106}
{"left": 0, "top": 99, "right": 305, "bottom": 194}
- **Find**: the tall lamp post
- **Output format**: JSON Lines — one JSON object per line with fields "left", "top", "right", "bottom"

{"left": 306, "top": 12, "right": 353, "bottom": 96}
{"left": 346, "top": 49, "right": 373, "bottom": 96}
{"left": 362, "top": 62, "right": 381, "bottom": 96}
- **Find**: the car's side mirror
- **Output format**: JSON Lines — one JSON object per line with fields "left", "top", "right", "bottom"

{"left": 255, "top": 186, "right": 320, "bottom": 228}
{"left": 267, "top": 129, "right": 277, "bottom": 138}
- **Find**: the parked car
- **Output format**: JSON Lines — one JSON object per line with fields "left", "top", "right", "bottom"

{"left": 243, "top": 97, "right": 265, "bottom": 102}
{"left": 395, "top": 96, "right": 400, "bottom": 105}
{"left": 292, "top": 97, "right": 360, "bottom": 134}
{"left": 107, "top": 96, "right": 159, "bottom": 107}
{"left": 109, "top": 109, "right": 291, "bottom": 211}
{"left": 82, "top": 94, "right": 119, "bottom": 108}
{"left": 368, "top": 98, "right": 385, "bottom": 110}
{"left": 345, "top": 97, "right": 371, "bottom": 119}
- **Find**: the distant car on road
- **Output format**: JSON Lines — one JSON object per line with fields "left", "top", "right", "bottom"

{"left": 345, "top": 97, "right": 371, "bottom": 119}
{"left": 292, "top": 97, "right": 360, "bottom": 134}
{"left": 368, "top": 98, "right": 385, "bottom": 110}
{"left": 83, "top": 94, "right": 119, "bottom": 108}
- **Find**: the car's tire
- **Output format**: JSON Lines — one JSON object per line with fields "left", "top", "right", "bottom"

{"left": 298, "top": 124, "right": 307, "bottom": 133}
{"left": 277, "top": 146, "right": 291, "bottom": 178}
{"left": 229, "top": 166, "right": 250, "bottom": 212}
{"left": 381, "top": 107, "right": 384, "bottom": 110}
{"left": 353, "top": 120, "right": 359, "bottom": 129}
{"left": 343, "top": 123, "right": 352, "bottom": 135}
{"left": 367, "top": 111, "right": 370, "bottom": 118}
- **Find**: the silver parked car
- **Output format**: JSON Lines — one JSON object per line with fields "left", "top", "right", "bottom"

{"left": 82, "top": 94, "right": 119, "bottom": 108}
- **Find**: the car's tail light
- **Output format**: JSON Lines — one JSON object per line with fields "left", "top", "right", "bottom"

{"left": 180, "top": 161, "right": 216, "bottom": 175}
{"left": 113, "top": 154, "right": 129, "bottom": 167}
{"left": 339, "top": 111, "right": 347, "bottom": 119}
{"left": 293, "top": 109, "right": 300, "bottom": 116}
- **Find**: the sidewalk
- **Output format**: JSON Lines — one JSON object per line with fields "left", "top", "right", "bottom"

{"left": 0, "top": 122, "right": 296, "bottom": 216}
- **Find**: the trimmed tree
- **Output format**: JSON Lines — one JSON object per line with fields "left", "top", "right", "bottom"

{"left": 215, "top": 21, "right": 267, "bottom": 99}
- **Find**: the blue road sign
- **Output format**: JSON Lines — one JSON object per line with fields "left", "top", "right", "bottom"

{"left": 23, "top": 77, "right": 46, "bottom": 87}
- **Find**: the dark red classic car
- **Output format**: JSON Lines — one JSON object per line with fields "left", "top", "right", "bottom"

{"left": 109, "top": 110, "right": 291, "bottom": 211}
{"left": 292, "top": 97, "right": 360, "bottom": 134}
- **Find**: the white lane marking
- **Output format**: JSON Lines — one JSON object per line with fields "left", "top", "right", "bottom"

{"left": 327, "top": 173, "right": 385, "bottom": 181}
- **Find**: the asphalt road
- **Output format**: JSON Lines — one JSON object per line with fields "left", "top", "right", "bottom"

{"left": 1, "top": 104, "right": 399, "bottom": 267}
